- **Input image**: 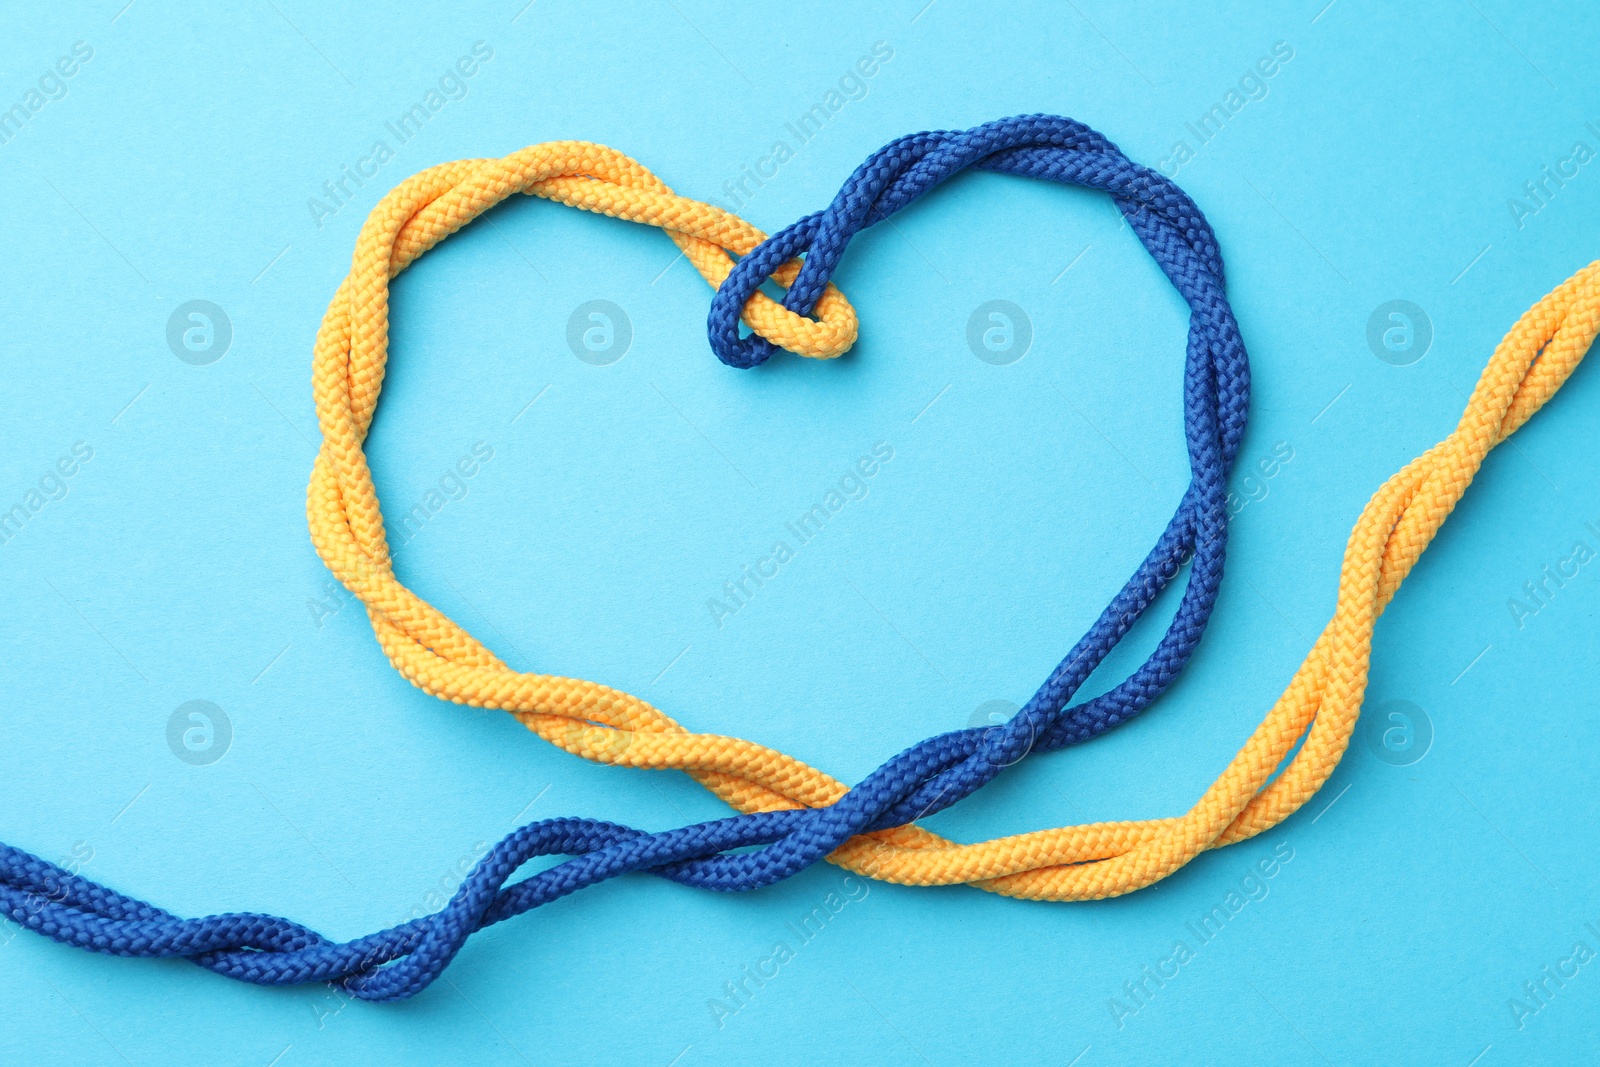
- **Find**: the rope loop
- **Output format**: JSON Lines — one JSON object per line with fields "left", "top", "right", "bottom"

{"left": 707, "top": 114, "right": 1226, "bottom": 368}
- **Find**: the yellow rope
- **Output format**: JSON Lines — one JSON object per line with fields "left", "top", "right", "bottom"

{"left": 308, "top": 139, "right": 1600, "bottom": 899}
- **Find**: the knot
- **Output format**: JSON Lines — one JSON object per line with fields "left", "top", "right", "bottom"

{"left": 320, "top": 141, "right": 858, "bottom": 448}
{"left": 706, "top": 114, "right": 1179, "bottom": 368}
{"left": 524, "top": 146, "right": 860, "bottom": 360}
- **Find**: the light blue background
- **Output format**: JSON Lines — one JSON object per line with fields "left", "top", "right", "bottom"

{"left": 2, "top": 1, "right": 1599, "bottom": 1063}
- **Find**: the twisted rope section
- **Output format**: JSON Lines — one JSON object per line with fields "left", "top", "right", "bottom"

{"left": 308, "top": 117, "right": 1245, "bottom": 904}
{"left": 6, "top": 261, "right": 1593, "bottom": 999}
{"left": 861, "top": 261, "right": 1600, "bottom": 898}
{"left": 307, "top": 140, "right": 859, "bottom": 648}
{"left": 306, "top": 139, "right": 868, "bottom": 812}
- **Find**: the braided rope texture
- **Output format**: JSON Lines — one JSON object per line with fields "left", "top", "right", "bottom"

{"left": 0, "top": 118, "right": 1252, "bottom": 999}
{"left": 307, "top": 118, "right": 1246, "bottom": 901}
{"left": 3, "top": 259, "right": 1593, "bottom": 998}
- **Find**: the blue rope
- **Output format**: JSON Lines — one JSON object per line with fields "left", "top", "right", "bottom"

{"left": 2, "top": 116, "right": 1248, "bottom": 1001}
